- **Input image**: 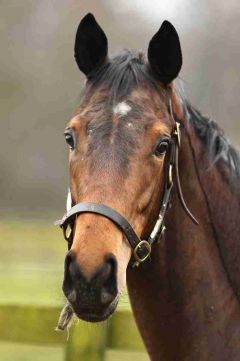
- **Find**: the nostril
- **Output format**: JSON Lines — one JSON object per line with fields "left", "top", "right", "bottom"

{"left": 68, "top": 289, "right": 77, "bottom": 303}
{"left": 105, "top": 254, "right": 117, "bottom": 274}
{"left": 99, "top": 261, "right": 112, "bottom": 283}
{"left": 63, "top": 251, "right": 77, "bottom": 296}
{"left": 64, "top": 251, "right": 75, "bottom": 272}
{"left": 65, "top": 251, "right": 84, "bottom": 284}
{"left": 98, "top": 254, "right": 118, "bottom": 305}
{"left": 101, "top": 288, "right": 115, "bottom": 305}
{"left": 104, "top": 254, "right": 117, "bottom": 279}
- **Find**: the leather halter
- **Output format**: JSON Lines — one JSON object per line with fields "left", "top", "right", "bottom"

{"left": 56, "top": 102, "right": 198, "bottom": 268}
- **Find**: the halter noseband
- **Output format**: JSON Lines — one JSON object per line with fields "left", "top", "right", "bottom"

{"left": 56, "top": 103, "right": 198, "bottom": 268}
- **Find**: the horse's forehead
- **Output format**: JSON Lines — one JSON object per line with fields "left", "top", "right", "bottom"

{"left": 68, "top": 90, "right": 171, "bottom": 178}
{"left": 78, "top": 86, "right": 167, "bottom": 118}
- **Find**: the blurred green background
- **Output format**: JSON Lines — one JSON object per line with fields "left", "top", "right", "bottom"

{"left": 0, "top": 0, "right": 240, "bottom": 360}
{"left": 0, "top": 220, "right": 140, "bottom": 361}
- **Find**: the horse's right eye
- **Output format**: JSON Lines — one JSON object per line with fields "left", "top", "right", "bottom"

{"left": 64, "top": 131, "right": 75, "bottom": 150}
{"left": 154, "top": 138, "right": 170, "bottom": 157}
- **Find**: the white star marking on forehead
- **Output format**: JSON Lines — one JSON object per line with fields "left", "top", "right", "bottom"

{"left": 113, "top": 102, "right": 131, "bottom": 117}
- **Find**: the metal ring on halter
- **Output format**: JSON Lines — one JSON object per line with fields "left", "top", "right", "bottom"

{"left": 133, "top": 240, "right": 151, "bottom": 265}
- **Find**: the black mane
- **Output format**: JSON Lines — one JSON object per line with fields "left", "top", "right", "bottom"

{"left": 186, "top": 103, "right": 240, "bottom": 176}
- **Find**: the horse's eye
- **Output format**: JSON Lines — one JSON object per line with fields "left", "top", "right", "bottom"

{"left": 154, "top": 139, "right": 169, "bottom": 156}
{"left": 64, "top": 131, "right": 75, "bottom": 150}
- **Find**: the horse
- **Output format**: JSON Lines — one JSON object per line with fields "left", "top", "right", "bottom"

{"left": 58, "top": 13, "right": 240, "bottom": 361}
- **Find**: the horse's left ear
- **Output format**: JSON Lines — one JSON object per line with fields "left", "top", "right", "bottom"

{"left": 74, "top": 13, "right": 108, "bottom": 77}
{"left": 148, "top": 20, "right": 182, "bottom": 84}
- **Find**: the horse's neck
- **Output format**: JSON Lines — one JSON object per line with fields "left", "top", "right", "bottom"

{"left": 127, "top": 123, "right": 240, "bottom": 361}
{"left": 190, "top": 127, "right": 240, "bottom": 303}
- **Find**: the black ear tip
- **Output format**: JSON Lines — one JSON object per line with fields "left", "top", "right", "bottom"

{"left": 162, "top": 20, "right": 173, "bottom": 27}
{"left": 161, "top": 20, "right": 178, "bottom": 33}
{"left": 80, "top": 13, "right": 97, "bottom": 26}
{"left": 85, "top": 12, "right": 94, "bottom": 17}
{"left": 84, "top": 13, "right": 95, "bottom": 21}
{"left": 162, "top": 20, "right": 171, "bottom": 26}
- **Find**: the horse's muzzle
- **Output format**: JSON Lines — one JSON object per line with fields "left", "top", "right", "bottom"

{"left": 62, "top": 251, "right": 118, "bottom": 321}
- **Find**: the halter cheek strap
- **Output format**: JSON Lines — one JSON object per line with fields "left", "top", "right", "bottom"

{"left": 56, "top": 104, "right": 198, "bottom": 268}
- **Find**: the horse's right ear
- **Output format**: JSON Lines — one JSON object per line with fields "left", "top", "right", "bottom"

{"left": 74, "top": 13, "right": 108, "bottom": 77}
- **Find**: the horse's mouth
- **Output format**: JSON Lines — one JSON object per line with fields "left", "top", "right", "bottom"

{"left": 71, "top": 296, "right": 119, "bottom": 323}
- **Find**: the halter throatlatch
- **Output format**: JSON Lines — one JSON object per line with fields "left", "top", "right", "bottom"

{"left": 169, "top": 101, "right": 199, "bottom": 226}
{"left": 56, "top": 101, "right": 198, "bottom": 268}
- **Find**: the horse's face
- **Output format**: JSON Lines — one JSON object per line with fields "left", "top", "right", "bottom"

{"left": 63, "top": 89, "right": 172, "bottom": 320}
{"left": 62, "top": 14, "right": 182, "bottom": 322}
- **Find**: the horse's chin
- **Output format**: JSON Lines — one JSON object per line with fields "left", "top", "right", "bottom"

{"left": 72, "top": 296, "right": 119, "bottom": 323}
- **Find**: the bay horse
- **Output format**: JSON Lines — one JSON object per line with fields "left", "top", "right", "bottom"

{"left": 58, "top": 13, "right": 240, "bottom": 360}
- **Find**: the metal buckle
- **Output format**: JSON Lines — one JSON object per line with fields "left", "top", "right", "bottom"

{"left": 133, "top": 240, "right": 151, "bottom": 267}
{"left": 174, "top": 122, "right": 181, "bottom": 146}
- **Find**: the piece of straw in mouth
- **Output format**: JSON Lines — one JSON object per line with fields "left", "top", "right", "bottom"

{"left": 55, "top": 302, "right": 75, "bottom": 331}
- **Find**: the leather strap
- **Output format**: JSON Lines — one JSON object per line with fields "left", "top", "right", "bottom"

{"left": 59, "top": 202, "right": 142, "bottom": 250}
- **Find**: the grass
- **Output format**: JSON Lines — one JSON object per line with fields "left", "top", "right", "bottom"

{"left": 0, "top": 342, "right": 64, "bottom": 361}
{"left": 0, "top": 342, "right": 148, "bottom": 361}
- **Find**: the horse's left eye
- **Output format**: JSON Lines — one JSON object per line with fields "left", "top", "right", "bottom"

{"left": 154, "top": 139, "right": 169, "bottom": 156}
{"left": 64, "top": 131, "right": 75, "bottom": 150}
